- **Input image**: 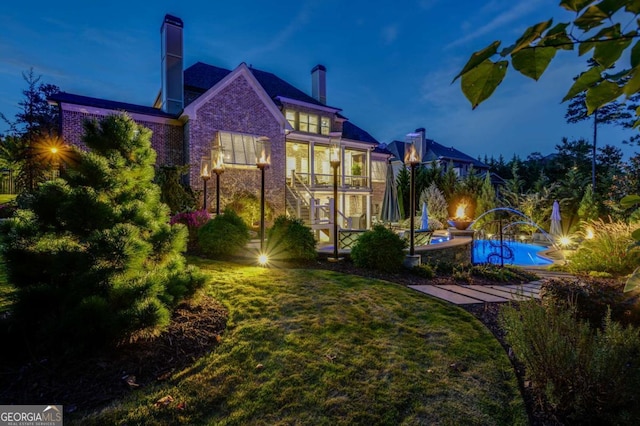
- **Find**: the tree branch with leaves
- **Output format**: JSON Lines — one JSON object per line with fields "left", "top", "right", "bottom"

{"left": 455, "top": 0, "right": 640, "bottom": 118}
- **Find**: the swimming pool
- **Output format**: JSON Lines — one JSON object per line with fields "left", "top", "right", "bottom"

{"left": 473, "top": 239, "right": 553, "bottom": 266}
{"left": 430, "top": 237, "right": 553, "bottom": 266}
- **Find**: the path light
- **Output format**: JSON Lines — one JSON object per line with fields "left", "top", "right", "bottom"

{"left": 200, "top": 157, "right": 211, "bottom": 211}
{"left": 256, "top": 137, "right": 271, "bottom": 265}
{"left": 211, "top": 144, "right": 225, "bottom": 215}
{"left": 329, "top": 131, "right": 342, "bottom": 262}
{"left": 404, "top": 133, "right": 421, "bottom": 256}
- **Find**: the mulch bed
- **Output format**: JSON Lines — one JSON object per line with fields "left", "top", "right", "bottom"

{"left": 1, "top": 258, "right": 560, "bottom": 424}
{"left": 0, "top": 295, "right": 228, "bottom": 413}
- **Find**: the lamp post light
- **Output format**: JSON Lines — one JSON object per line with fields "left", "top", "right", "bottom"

{"left": 200, "top": 157, "right": 211, "bottom": 211}
{"left": 405, "top": 134, "right": 421, "bottom": 257}
{"left": 328, "top": 131, "right": 342, "bottom": 262}
{"left": 211, "top": 145, "right": 225, "bottom": 215}
{"left": 256, "top": 137, "right": 271, "bottom": 264}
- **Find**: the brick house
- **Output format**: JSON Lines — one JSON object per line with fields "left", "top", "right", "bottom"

{"left": 49, "top": 14, "right": 390, "bottom": 241}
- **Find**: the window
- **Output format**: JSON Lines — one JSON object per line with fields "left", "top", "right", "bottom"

{"left": 371, "top": 161, "right": 386, "bottom": 182}
{"left": 320, "top": 116, "right": 330, "bottom": 135}
{"left": 219, "top": 131, "right": 258, "bottom": 165}
{"left": 285, "top": 110, "right": 296, "bottom": 129}
{"left": 284, "top": 109, "right": 331, "bottom": 135}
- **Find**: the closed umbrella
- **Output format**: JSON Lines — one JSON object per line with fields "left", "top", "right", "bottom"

{"left": 380, "top": 161, "right": 400, "bottom": 223}
{"left": 550, "top": 200, "right": 562, "bottom": 236}
{"left": 420, "top": 201, "right": 429, "bottom": 230}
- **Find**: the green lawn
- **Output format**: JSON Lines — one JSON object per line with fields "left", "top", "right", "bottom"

{"left": 0, "top": 194, "right": 16, "bottom": 204}
{"left": 70, "top": 259, "right": 526, "bottom": 425}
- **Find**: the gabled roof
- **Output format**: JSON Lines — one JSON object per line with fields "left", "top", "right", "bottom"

{"left": 184, "top": 62, "right": 332, "bottom": 109}
{"left": 48, "top": 92, "right": 177, "bottom": 118}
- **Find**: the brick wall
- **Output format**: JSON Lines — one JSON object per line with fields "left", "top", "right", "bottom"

{"left": 60, "top": 109, "right": 184, "bottom": 166}
{"left": 186, "top": 74, "right": 286, "bottom": 217}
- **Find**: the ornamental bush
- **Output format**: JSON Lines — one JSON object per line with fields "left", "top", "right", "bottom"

{"left": 501, "top": 300, "right": 640, "bottom": 424}
{"left": 567, "top": 218, "right": 640, "bottom": 276}
{"left": 350, "top": 225, "right": 406, "bottom": 272}
{"left": 170, "top": 209, "right": 210, "bottom": 252}
{"left": 0, "top": 113, "right": 205, "bottom": 355}
{"left": 266, "top": 216, "right": 316, "bottom": 262}
{"left": 197, "top": 209, "right": 250, "bottom": 258}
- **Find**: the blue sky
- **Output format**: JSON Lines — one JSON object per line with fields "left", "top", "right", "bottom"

{"left": 1, "top": 0, "right": 637, "bottom": 160}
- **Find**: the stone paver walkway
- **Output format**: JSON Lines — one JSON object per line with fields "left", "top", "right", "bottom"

{"left": 408, "top": 268, "right": 574, "bottom": 305}
{"left": 409, "top": 282, "right": 542, "bottom": 305}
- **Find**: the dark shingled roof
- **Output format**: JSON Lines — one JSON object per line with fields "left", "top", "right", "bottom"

{"left": 184, "top": 62, "right": 332, "bottom": 109}
{"left": 342, "top": 121, "right": 379, "bottom": 144}
{"left": 49, "top": 62, "right": 380, "bottom": 145}
{"left": 48, "top": 92, "right": 177, "bottom": 119}
{"left": 386, "top": 138, "right": 487, "bottom": 169}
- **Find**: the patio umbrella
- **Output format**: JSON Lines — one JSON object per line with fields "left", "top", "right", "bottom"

{"left": 420, "top": 201, "right": 429, "bottom": 230}
{"left": 550, "top": 200, "right": 562, "bottom": 236}
{"left": 380, "top": 161, "right": 400, "bottom": 223}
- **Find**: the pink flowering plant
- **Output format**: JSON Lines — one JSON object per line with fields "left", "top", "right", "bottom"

{"left": 170, "top": 209, "right": 210, "bottom": 251}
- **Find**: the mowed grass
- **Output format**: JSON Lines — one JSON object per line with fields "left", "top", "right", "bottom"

{"left": 0, "top": 194, "right": 16, "bottom": 204}
{"left": 65, "top": 259, "right": 526, "bottom": 425}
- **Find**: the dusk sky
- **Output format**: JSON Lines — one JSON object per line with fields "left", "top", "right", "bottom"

{"left": 1, "top": 0, "right": 637, "bottom": 160}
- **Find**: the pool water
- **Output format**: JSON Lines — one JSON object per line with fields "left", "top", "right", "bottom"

{"left": 430, "top": 237, "right": 553, "bottom": 266}
{"left": 473, "top": 239, "right": 552, "bottom": 266}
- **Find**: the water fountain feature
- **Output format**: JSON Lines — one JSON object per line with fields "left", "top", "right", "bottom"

{"left": 470, "top": 207, "right": 562, "bottom": 266}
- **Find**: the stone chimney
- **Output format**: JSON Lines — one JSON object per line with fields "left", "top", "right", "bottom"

{"left": 311, "top": 64, "right": 326, "bottom": 104}
{"left": 160, "top": 14, "right": 184, "bottom": 114}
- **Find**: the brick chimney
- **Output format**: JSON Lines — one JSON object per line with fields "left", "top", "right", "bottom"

{"left": 160, "top": 14, "right": 184, "bottom": 114}
{"left": 311, "top": 64, "right": 326, "bottom": 104}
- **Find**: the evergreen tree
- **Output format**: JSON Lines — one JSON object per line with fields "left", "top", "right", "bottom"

{"left": 0, "top": 69, "right": 60, "bottom": 194}
{"left": 578, "top": 184, "right": 599, "bottom": 222}
{"left": 476, "top": 173, "right": 497, "bottom": 225}
{"left": 420, "top": 183, "right": 448, "bottom": 225}
{"left": 1, "top": 113, "right": 204, "bottom": 354}
{"left": 396, "top": 165, "right": 409, "bottom": 219}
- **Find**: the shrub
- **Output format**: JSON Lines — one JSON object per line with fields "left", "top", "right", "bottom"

{"left": 155, "top": 165, "right": 197, "bottom": 214}
{"left": 567, "top": 218, "right": 640, "bottom": 276}
{"left": 0, "top": 202, "right": 16, "bottom": 218}
{"left": 198, "top": 209, "right": 250, "bottom": 258}
{"left": 350, "top": 225, "right": 406, "bottom": 272}
{"left": 500, "top": 300, "right": 640, "bottom": 424}
{"left": 412, "top": 263, "right": 436, "bottom": 279}
{"left": 226, "top": 190, "right": 273, "bottom": 231}
{"left": 266, "top": 216, "right": 316, "bottom": 262}
{"left": 540, "top": 277, "right": 640, "bottom": 327}
{"left": 170, "top": 209, "right": 210, "bottom": 252}
{"left": 469, "top": 264, "right": 539, "bottom": 282}
{"left": 0, "top": 114, "right": 205, "bottom": 355}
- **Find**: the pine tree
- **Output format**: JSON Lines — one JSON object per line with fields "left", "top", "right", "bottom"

{"left": 1, "top": 113, "right": 204, "bottom": 354}
{"left": 476, "top": 173, "right": 497, "bottom": 224}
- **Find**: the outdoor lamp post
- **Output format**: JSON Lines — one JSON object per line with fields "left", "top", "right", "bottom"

{"left": 211, "top": 145, "right": 225, "bottom": 215}
{"left": 405, "top": 134, "right": 421, "bottom": 256}
{"left": 200, "top": 157, "right": 211, "bottom": 211}
{"left": 328, "top": 131, "right": 342, "bottom": 262}
{"left": 256, "top": 137, "right": 271, "bottom": 262}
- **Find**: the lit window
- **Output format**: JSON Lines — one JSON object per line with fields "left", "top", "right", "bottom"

{"left": 371, "top": 161, "right": 386, "bottom": 182}
{"left": 285, "top": 110, "right": 296, "bottom": 129}
{"left": 219, "top": 131, "right": 258, "bottom": 165}
{"left": 308, "top": 115, "right": 318, "bottom": 133}
{"left": 299, "top": 113, "right": 309, "bottom": 132}
{"left": 285, "top": 110, "right": 329, "bottom": 135}
{"left": 320, "top": 116, "right": 330, "bottom": 135}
